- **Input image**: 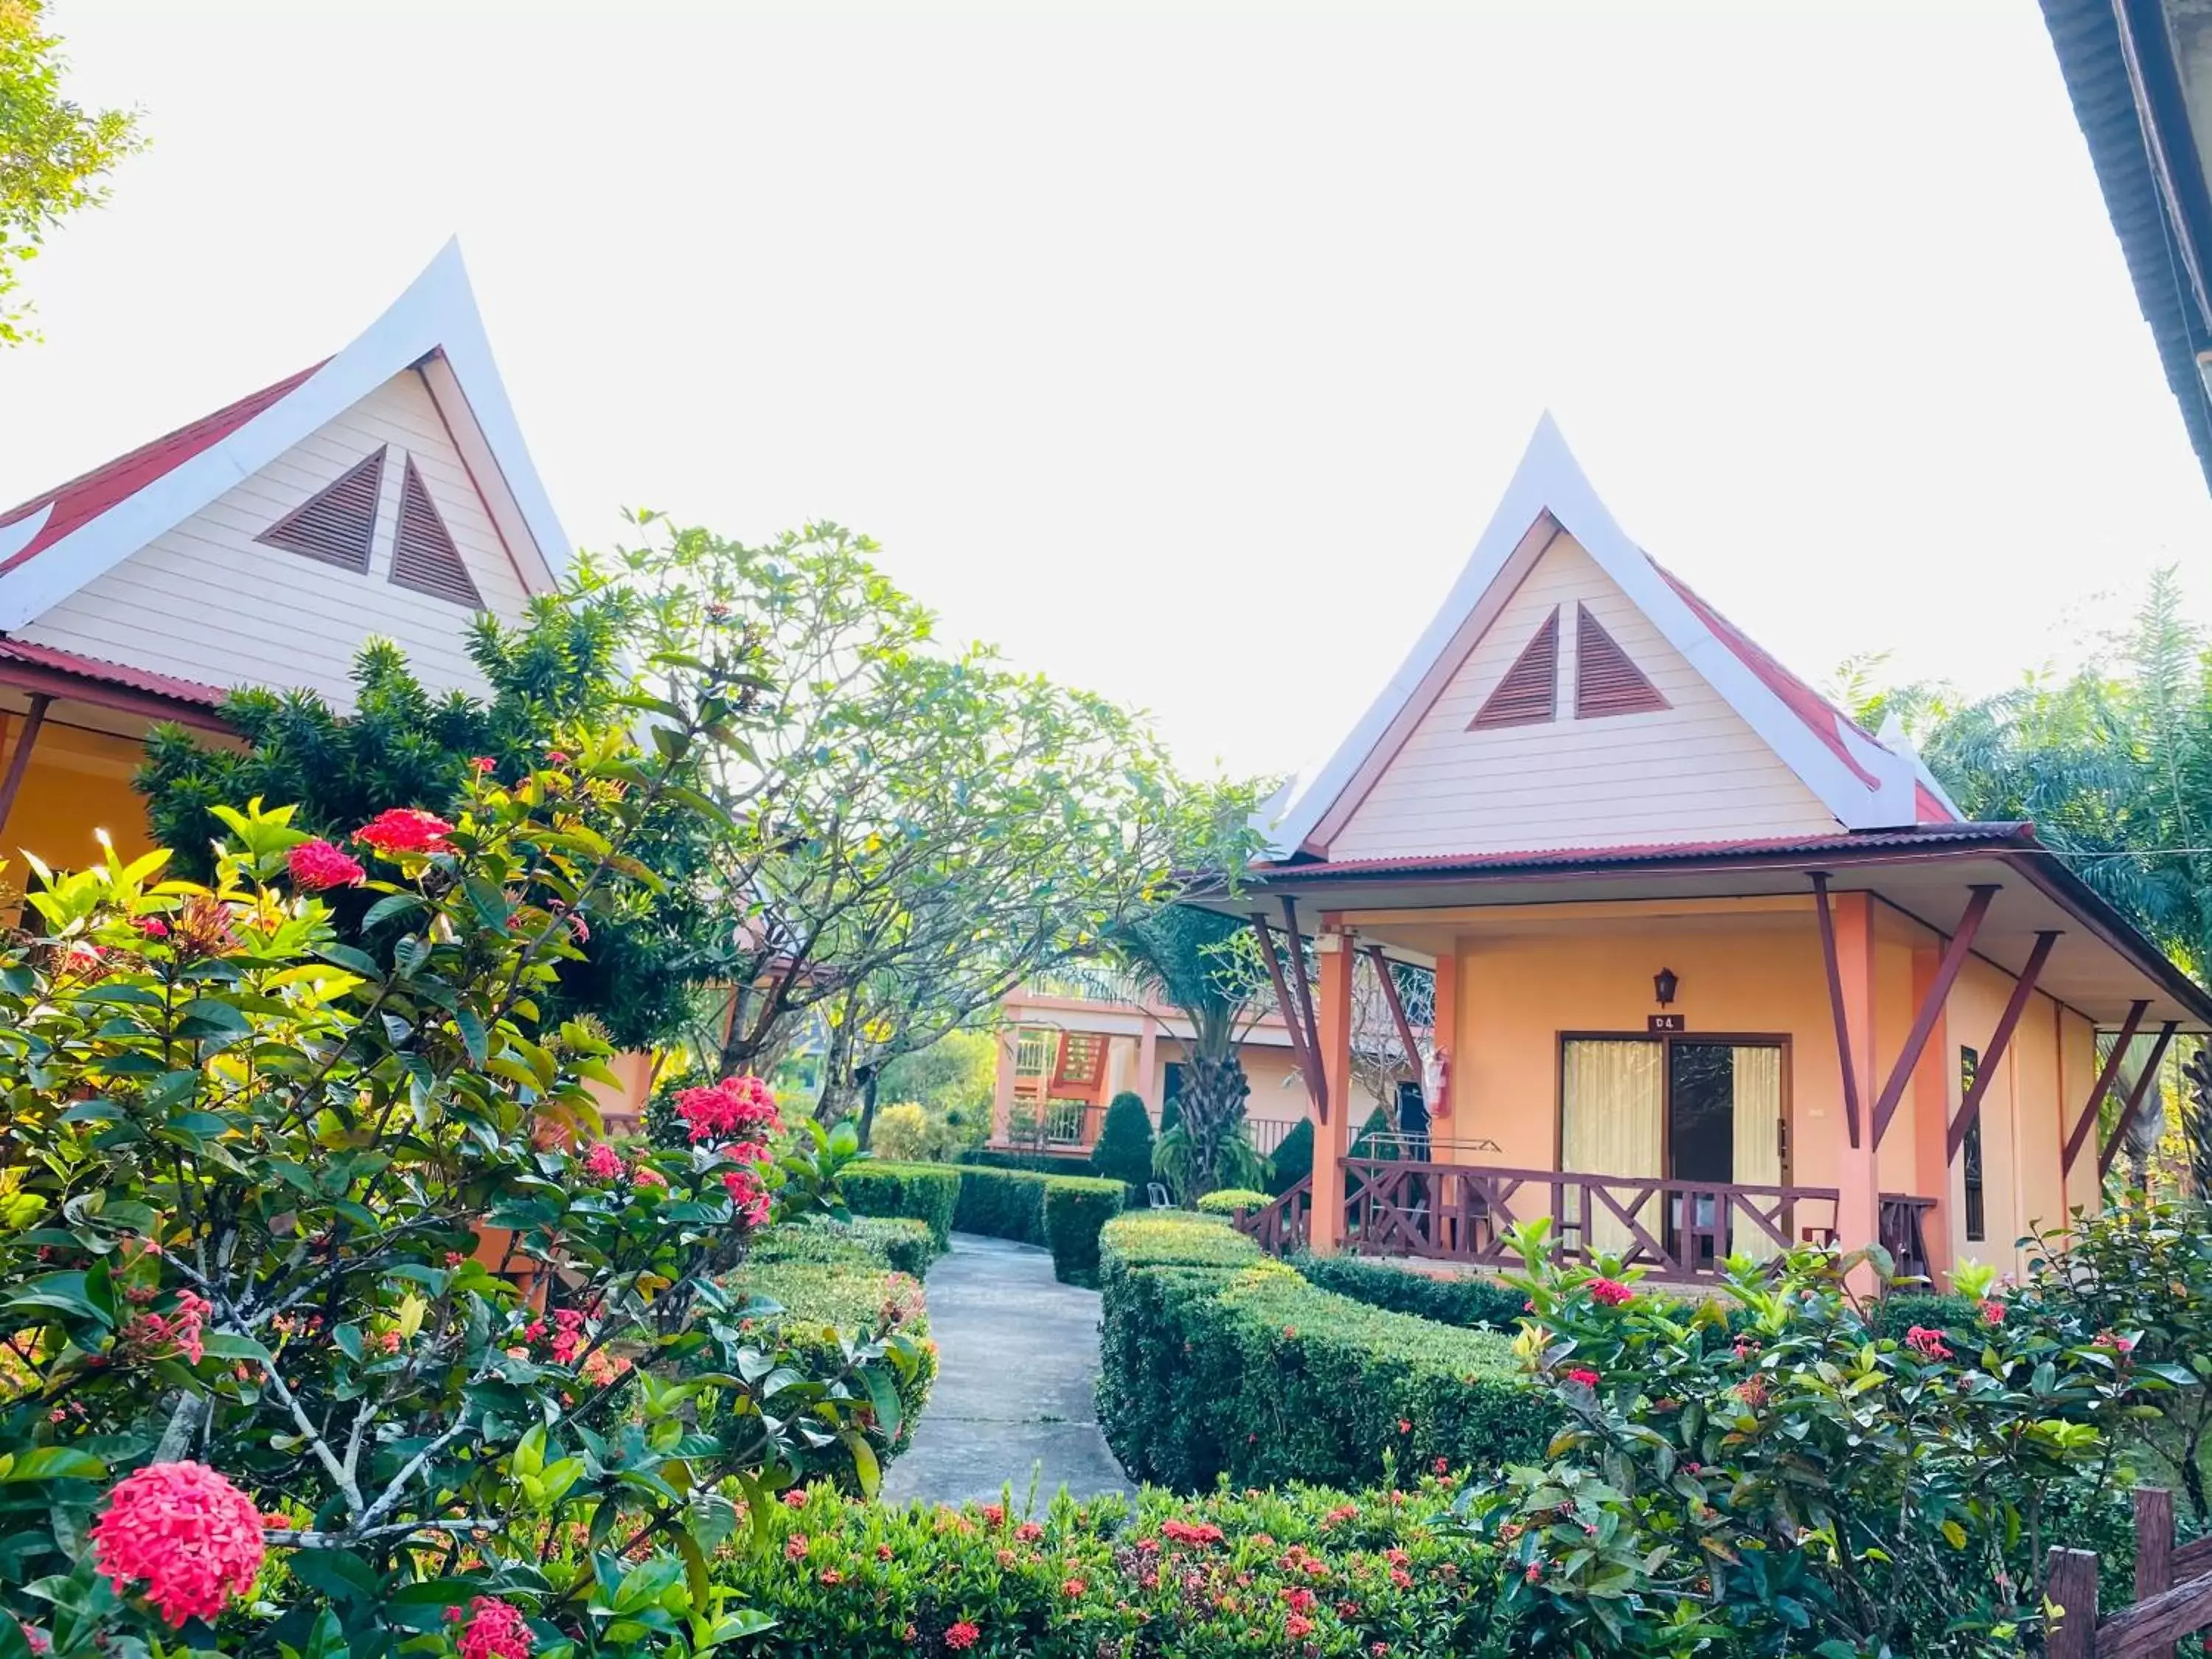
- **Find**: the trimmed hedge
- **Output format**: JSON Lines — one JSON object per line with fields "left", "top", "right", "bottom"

{"left": 754, "top": 1215, "right": 943, "bottom": 1279}
{"left": 838, "top": 1162, "right": 961, "bottom": 1248}
{"left": 844, "top": 1160, "right": 1127, "bottom": 1284}
{"left": 723, "top": 1254, "right": 938, "bottom": 1480}
{"left": 1041, "top": 1175, "right": 1125, "bottom": 1285}
{"left": 1089, "top": 1090, "right": 1155, "bottom": 1186}
{"left": 1291, "top": 1250, "right": 1527, "bottom": 1331}
{"left": 1097, "top": 1212, "right": 1549, "bottom": 1492}
{"left": 717, "top": 1475, "right": 1512, "bottom": 1658}
{"left": 957, "top": 1147, "right": 1089, "bottom": 1176}
{"left": 1194, "top": 1187, "right": 1271, "bottom": 1217}
{"left": 954, "top": 1165, "right": 1048, "bottom": 1242}
{"left": 1267, "top": 1117, "right": 1313, "bottom": 1194}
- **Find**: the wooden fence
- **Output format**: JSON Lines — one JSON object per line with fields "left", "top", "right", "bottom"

{"left": 2049, "top": 1488, "right": 2212, "bottom": 1658}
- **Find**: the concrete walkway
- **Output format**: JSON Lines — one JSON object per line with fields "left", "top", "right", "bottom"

{"left": 881, "top": 1233, "right": 1133, "bottom": 1506}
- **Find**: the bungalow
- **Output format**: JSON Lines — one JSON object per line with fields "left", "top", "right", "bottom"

{"left": 0, "top": 242, "right": 658, "bottom": 1131}
{"left": 1226, "top": 418, "right": 2211, "bottom": 1286}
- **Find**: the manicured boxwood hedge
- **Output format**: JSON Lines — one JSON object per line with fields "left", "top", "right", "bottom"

{"left": 1194, "top": 1187, "right": 1271, "bottom": 1217}
{"left": 1041, "top": 1175, "right": 1125, "bottom": 1285}
{"left": 1290, "top": 1250, "right": 1528, "bottom": 1331}
{"left": 838, "top": 1162, "right": 961, "bottom": 1248}
{"left": 1096, "top": 1212, "right": 1550, "bottom": 1492}
{"left": 844, "top": 1161, "right": 1127, "bottom": 1284}
{"left": 752, "top": 1214, "right": 943, "bottom": 1279}
{"left": 953, "top": 1166, "right": 1049, "bottom": 1242}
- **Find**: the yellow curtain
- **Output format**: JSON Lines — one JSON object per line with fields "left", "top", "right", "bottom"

{"left": 1730, "top": 1045, "right": 1785, "bottom": 1263}
{"left": 1562, "top": 1040, "right": 1664, "bottom": 1260}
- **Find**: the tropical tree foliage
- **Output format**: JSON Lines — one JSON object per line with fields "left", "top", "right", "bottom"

{"left": 0, "top": 0, "right": 142, "bottom": 345}
{"left": 136, "top": 594, "right": 712, "bottom": 1049}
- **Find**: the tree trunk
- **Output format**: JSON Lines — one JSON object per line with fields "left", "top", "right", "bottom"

{"left": 814, "top": 1015, "right": 859, "bottom": 1124}
{"left": 1179, "top": 1051, "right": 1251, "bottom": 1195}
{"left": 854, "top": 1065, "right": 882, "bottom": 1147}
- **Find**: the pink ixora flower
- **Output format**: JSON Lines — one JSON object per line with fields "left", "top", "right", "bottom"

{"left": 1980, "top": 1299, "right": 2007, "bottom": 1326}
{"left": 673, "top": 1076, "right": 782, "bottom": 1146}
{"left": 1905, "top": 1325, "right": 1952, "bottom": 1361}
{"left": 470, "top": 756, "right": 496, "bottom": 774}
{"left": 630, "top": 1164, "right": 667, "bottom": 1190}
{"left": 1563, "top": 1366, "right": 1601, "bottom": 1388}
{"left": 721, "top": 1167, "right": 771, "bottom": 1227}
{"left": 1587, "top": 1278, "right": 1634, "bottom": 1307}
{"left": 453, "top": 1596, "right": 532, "bottom": 1659}
{"left": 286, "top": 838, "right": 366, "bottom": 891}
{"left": 580, "top": 1142, "right": 626, "bottom": 1183}
{"left": 90, "top": 1461, "right": 266, "bottom": 1626}
{"left": 945, "top": 1623, "right": 981, "bottom": 1652}
{"left": 354, "top": 807, "right": 455, "bottom": 857}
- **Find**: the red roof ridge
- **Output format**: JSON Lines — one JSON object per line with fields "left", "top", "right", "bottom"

{"left": 0, "top": 360, "right": 328, "bottom": 575}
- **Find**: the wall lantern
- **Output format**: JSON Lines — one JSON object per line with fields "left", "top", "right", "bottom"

{"left": 1653, "top": 967, "right": 1679, "bottom": 1007}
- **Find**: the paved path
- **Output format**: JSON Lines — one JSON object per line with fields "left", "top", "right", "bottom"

{"left": 881, "top": 1233, "right": 1133, "bottom": 1506}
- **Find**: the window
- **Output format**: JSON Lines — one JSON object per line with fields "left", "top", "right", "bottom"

{"left": 1961, "top": 1046, "right": 1984, "bottom": 1242}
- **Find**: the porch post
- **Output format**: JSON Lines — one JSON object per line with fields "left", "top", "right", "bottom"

{"left": 990, "top": 1027, "right": 1019, "bottom": 1147}
{"left": 1307, "top": 927, "right": 1356, "bottom": 1253}
{"left": 1135, "top": 1019, "right": 1160, "bottom": 1120}
{"left": 1907, "top": 946, "right": 1952, "bottom": 1283}
{"left": 1830, "top": 890, "right": 1882, "bottom": 1273}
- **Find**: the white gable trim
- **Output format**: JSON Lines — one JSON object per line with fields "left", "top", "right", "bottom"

{"left": 0, "top": 240, "right": 569, "bottom": 630}
{"left": 1262, "top": 415, "right": 1919, "bottom": 856}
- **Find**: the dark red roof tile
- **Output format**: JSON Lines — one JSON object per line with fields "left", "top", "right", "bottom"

{"left": 0, "top": 636, "right": 227, "bottom": 707}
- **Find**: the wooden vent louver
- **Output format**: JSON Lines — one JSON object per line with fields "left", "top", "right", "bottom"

{"left": 389, "top": 459, "right": 483, "bottom": 608}
{"left": 1575, "top": 605, "right": 1669, "bottom": 717}
{"left": 1469, "top": 606, "right": 1559, "bottom": 729}
{"left": 257, "top": 448, "right": 386, "bottom": 572}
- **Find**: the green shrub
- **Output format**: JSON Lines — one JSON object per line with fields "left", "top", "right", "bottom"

{"left": 1090, "top": 1090, "right": 1155, "bottom": 1186}
{"left": 841, "top": 1161, "right": 962, "bottom": 1246}
{"left": 1267, "top": 1116, "right": 1313, "bottom": 1194}
{"left": 1194, "top": 1186, "right": 1270, "bottom": 1217}
{"left": 1292, "top": 1251, "right": 1527, "bottom": 1330}
{"left": 1042, "top": 1175, "right": 1125, "bottom": 1285}
{"left": 1096, "top": 1212, "right": 1548, "bottom": 1492}
{"left": 726, "top": 1255, "right": 938, "bottom": 1477}
{"left": 1872, "top": 1290, "right": 1983, "bottom": 1341}
{"left": 715, "top": 1477, "right": 1514, "bottom": 1658}
{"left": 954, "top": 1164, "right": 1049, "bottom": 1242}
{"left": 754, "top": 1215, "right": 943, "bottom": 1279}
{"left": 959, "top": 1147, "right": 1090, "bottom": 1175}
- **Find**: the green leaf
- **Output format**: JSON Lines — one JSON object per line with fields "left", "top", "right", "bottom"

{"left": 455, "top": 1009, "right": 490, "bottom": 1066}
{"left": 0, "top": 1448, "right": 108, "bottom": 1483}
{"left": 360, "top": 892, "right": 429, "bottom": 931}
{"left": 333, "top": 1324, "right": 364, "bottom": 1363}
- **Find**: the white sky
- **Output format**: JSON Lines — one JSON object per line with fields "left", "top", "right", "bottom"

{"left": 4, "top": 1, "right": 2209, "bottom": 784}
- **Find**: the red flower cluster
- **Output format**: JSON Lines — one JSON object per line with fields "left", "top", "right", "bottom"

{"left": 90, "top": 1461, "right": 265, "bottom": 1626}
{"left": 1980, "top": 1299, "right": 2006, "bottom": 1326}
{"left": 354, "top": 807, "right": 455, "bottom": 857}
{"left": 1904, "top": 1325, "right": 1952, "bottom": 1361}
{"left": 945, "top": 1621, "right": 981, "bottom": 1650}
{"left": 673, "top": 1076, "right": 781, "bottom": 1147}
{"left": 123, "top": 1290, "right": 212, "bottom": 1366}
{"left": 286, "top": 838, "right": 366, "bottom": 891}
{"left": 453, "top": 1596, "right": 532, "bottom": 1659}
{"left": 1587, "top": 1278, "right": 1634, "bottom": 1307}
{"left": 721, "top": 1166, "right": 771, "bottom": 1227}
{"left": 1161, "top": 1518, "right": 1225, "bottom": 1548}
{"left": 1563, "top": 1366, "right": 1601, "bottom": 1388}
{"left": 580, "top": 1142, "right": 626, "bottom": 1183}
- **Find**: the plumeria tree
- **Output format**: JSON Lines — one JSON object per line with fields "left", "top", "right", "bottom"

{"left": 0, "top": 678, "right": 923, "bottom": 1659}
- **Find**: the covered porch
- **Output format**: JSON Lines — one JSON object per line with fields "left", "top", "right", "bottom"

{"left": 1225, "top": 825, "right": 2212, "bottom": 1286}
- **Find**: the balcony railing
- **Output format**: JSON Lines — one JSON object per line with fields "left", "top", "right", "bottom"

{"left": 999, "top": 1099, "right": 1101, "bottom": 1152}
{"left": 1337, "top": 1158, "right": 1845, "bottom": 1282}
{"left": 1233, "top": 1176, "right": 1311, "bottom": 1254}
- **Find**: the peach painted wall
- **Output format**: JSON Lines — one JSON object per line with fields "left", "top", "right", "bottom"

{"left": 6, "top": 722, "right": 155, "bottom": 869}
{"left": 1391, "top": 899, "right": 2081, "bottom": 1282}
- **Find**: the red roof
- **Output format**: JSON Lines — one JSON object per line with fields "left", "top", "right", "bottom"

{"left": 0, "top": 361, "right": 325, "bottom": 574}
{"left": 0, "top": 636, "right": 227, "bottom": 708}
{"left": 1253, "top": 822, "right": 2027, "bottom": 881}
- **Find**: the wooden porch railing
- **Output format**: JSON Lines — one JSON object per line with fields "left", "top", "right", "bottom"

{"left": 1232, "top": 1175, "right": 1311, "bottom": 1254}
{"left": 1336, "top": 1158, "right": 1843, "bottom": 1281}
{"left": 2049, "top": 1487, "right": 2212, "bottom": 1657}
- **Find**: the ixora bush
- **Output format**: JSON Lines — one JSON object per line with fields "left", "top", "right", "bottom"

{"left": 0, "top": 735, "right": 926, "bottom": 1659}
{"left": 1465, "top": 1221, "right": 2168, "bottom": 1657}
{"left": 1096, "top": 1214, "right": 1548, "bottom": 1493}
{"left": 712, "top": 1473, "right": 1527, "bottom": 1658}
{"left": 1193, "top": 1187, "right": 1270, "bottom": 1217}
{"left": 1039, "top": 1177, "right": 1124, "bottom": 1287}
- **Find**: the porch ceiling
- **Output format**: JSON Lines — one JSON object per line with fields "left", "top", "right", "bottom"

{"left": 1208, "top": 832, "right": 2212, "bottom": 1032}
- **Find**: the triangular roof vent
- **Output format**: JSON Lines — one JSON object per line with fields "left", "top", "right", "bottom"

{"left": 1469, "top": 605, "right": 1559, "bottom": 729}
{"left": 389, "top": 459, "right": 482, "bottom": 607}
{"left": 1575, "top": 604, "right": 1669, "bottom": 717}
{"left": 257, "top": 448, "right": 385, "bottom": 572}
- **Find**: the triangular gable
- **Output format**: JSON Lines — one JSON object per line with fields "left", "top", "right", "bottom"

{"left": 0, "top": 239, "right": 568, "bottom": 632}
{"left": 1262, "top": 416, "right": 1924, "bottom": 859}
